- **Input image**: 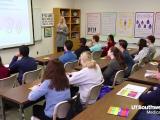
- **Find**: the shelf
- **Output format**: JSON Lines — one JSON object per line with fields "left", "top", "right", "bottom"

{"left": 71, "top": 31, "right": 80, "bottom": 33}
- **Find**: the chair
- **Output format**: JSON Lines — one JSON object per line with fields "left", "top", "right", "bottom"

{"left": 111, "top": 70, "right": 125, "bottom": 88}
{"left": 138, "top": 56, "right": 147, "bottom": 67}
{"left": 131, "top": 63, "right": 139, "bottom": 75}
{"left": 85, "top": 79, "right": 104, "bottom": 106}
{"left": 53, "top": 101, "right": 71, "bottom": 120}
{"left": 64, "top": 60, "right": 78, "bottom": 72}
{"left": 0, "top": 74, "right": 17, "bottom": 90}
{"left": 91, "top": 51, "right": 102, "bottom": 60}
{"left": 22, "top": 68, "right": 42, "bottom": 84}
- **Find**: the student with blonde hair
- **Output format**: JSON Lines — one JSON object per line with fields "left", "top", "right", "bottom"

{"left": 56, "top": 16, "right": 68, "bottom": 52}
{"left": 68, "top": 51, "right": 103, "bottom": 104}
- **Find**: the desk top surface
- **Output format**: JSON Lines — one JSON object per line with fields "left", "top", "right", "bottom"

{"left": 1, "top": 80, "right": 40, "bottom": 104}
{"left": 129, "top": 63, "right": 159, "bottom": 85}
{"left": 73, "top": 81, "right": 151, "bottom": 120}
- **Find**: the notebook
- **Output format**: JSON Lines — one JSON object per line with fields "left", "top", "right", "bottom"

{"left": 107, "top": 106, "right": 129, "bottom": 117}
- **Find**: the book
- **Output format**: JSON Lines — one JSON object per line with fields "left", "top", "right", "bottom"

{"left": 116, "top": 84, "right": 147, "bottom": 99}
{"left": 107, "top": 106, "right": 129, "bottom": 117}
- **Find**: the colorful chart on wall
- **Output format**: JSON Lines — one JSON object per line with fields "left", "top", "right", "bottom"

{"left": 86, "top": 13, "right": 101, "bottom": 35}
{"left": 154, "top": 12, "right": 160, "bottom": 38}
{"left": 101, "top": 12, "right": 117, "bottom": 36}
{"left": 116, "top": 12, "right": 134, "bottom": 37}
{"left": 134, "top": 12, "right": 154, "bottom": 38}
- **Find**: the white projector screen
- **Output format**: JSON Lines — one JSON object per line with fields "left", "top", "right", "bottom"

{"left": 0, "top": 0, "right": 34, "bottom": 49}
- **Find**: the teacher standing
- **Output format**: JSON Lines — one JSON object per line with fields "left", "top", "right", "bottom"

{"left": 56, "top": 16, "right": 68, "bottom": 52}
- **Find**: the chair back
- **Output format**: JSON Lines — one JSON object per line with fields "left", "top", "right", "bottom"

{"left": 131, "top": 63, "right": 139, "bottom": 74}
{"left": 112, "top": 70, "right": 125, "bottom": 88}
{"left": 22, "top": 68, "right": 42, "bottom": 84}
{"left": 64, "top": 60, "right": 78, "bottom": 72}
{"left": 85, "top": 79, "right": 104, "bottom": 106}
{"left": 53, "top": 101, "right": 71, "bottom": 120}
{"left": 138, "top": 56, "right": 148, "bottom": 67}
{"left": 0, "top": 74, "right": 17, "bottom": 90}
{"left": 91, "top": 51, "right": 102, "bottom": 60}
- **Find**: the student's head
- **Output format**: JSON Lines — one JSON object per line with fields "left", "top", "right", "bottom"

{"left": 19, "top": 45, "right": 29, "bottom": 57}
{"left": 80, "top": 38, "right": 87, "bottom": 46}
{"left": 108, "top": 47, "right": 125, "bottom": 67}
{"left": 43, "top": 59, "right": 69, "bottom": 91}
{"left": 146, "top": 35, "right": 155, "bottom": 44}
{"left": 64, "top": 40, "right": 73, "bottom": 51}
{"left": 157, "top": 63, "right": 160, "bottom": 73}
{"left": 118, "top": 39, "right": 128, "bottom": 50}
{"left": 138, "top": 39, "right": 147, "bottom": 51}
{"left": 107, "top": 34, "right": 115, "bottom": 43}
{"left": 92, "top": 35, "right": 99, "bottom": 43}
{"left": 0, "top": 56, "right": 3, "bottom": 67}
{"left": 80, "top": 51, "right": 96, "bottom": 68}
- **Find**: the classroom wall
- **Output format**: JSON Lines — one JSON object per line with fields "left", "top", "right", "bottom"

{"left": 74, "top": 0, "right": 160, "bottom": 56}
{"left": 0, "top": 0, "right": 74, "bottom": 64}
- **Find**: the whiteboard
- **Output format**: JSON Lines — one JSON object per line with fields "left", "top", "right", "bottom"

{"left": 33, "top": 8, "right": 42, "bottom": 41}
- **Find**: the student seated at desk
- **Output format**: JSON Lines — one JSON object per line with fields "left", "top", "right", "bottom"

{"left": 90, "top": 35, "right": 102, "bottom": 52}
{"left": 28, "top": 59, "right": 71, "bottom": 120}
{"left": 103, "top": 47, "right": 126, "bottom": 86}
{"left": 67, "top": 51, "right": 103, "bottom": 104}
{"left": 59, "top": 40, "right": 77, "bottom": 64}
{"left": 9, "top": 45, "right": 37, "bottom": 85}
{"left": 74, "top": 38, "right": 90, "bottom": 59}
{"left": 0, "top": 56, "right": 10, "bottom": 79}
{"left": 101, "top": 34, "right": 115, "bottom": 57}
{"left": 118, "top": 40, "right": 135, "bottom": 77}
{"left": 134, "top": 39, "right": 149, "bottom": 63}
{"left": 146, "top": 35, "right": 156, "bottom": 61}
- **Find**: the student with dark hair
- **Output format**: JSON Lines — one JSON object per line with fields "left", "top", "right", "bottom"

{"left": 0, "top": 56, "right": 10, "bottom": 79}
{"left": 28, "top": 59, "right": 70, "bottom": 120}
{"left": 118, "top": 40, "right": 135, "bottom": 77}
{"left": 134, "top": 39, "right": 149, "bottom": 63}
{"left": 74, "top": 38, "right": 90, "bottom": 58}
{"left": 59, "top": 40, "right": 77, "bottom": 64}
{"left": 146, "top": 35, "right": 156, "bottom": 61}
{"left": 103, "top": 47, "right": 126, "bottom": 85}
{"left": 9, "top": 45, "right": 37, "bottom": 85}
{"left": 102, "top": 34, "right": 115, "bottom": 56}
{"left": 90, "top": 35, "right": 102, "bottom": 52}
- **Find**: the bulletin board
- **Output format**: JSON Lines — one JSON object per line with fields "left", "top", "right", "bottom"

{"left": 86, "top": 13, "right": 101, "bottom": 35}
{"left": 134, "top": 12, "right": 154, "bottom": 38}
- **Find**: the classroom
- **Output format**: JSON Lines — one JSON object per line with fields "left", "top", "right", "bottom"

{"left": 0, "top": 0, "right": 160, "bottom": 120}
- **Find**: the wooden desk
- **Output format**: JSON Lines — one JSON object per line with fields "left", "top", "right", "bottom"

{"left": 153, "top": 55, "right": 160, "bottom": 62}
{"left": 128, "top": 63, "right": 159, "bottom": 85}
{"left": 73, "top": 81, "right": 151, "bottom": 120}
{"left": 128, "top": 48, "right": 138, "bottom": 56}
{"left": 0, "top": 80, "right": 41, "bottom": 120}
{"left": 74, "top": 57, "right": 110, "bottom": 71}
{"left": 35, "top": 52, "right": 63, "bottom": 65}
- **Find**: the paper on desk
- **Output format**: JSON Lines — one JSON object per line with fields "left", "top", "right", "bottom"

{"left": 100, "top": 57, "right": 106, "bottom": 59}
{"left": 43, "top": 57, "right": 50, "bottom": 60}
{"left": 150, "top": 62, "right": 158, "bottom": 66}
{"left": 145, "top": 70, "right": 157, "bottom": 77}
{"left": 29, "top": 84, "right": 41, "bottom": 90}
{"left": 116, "top": 84, "right": 147, "bottom": 99}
